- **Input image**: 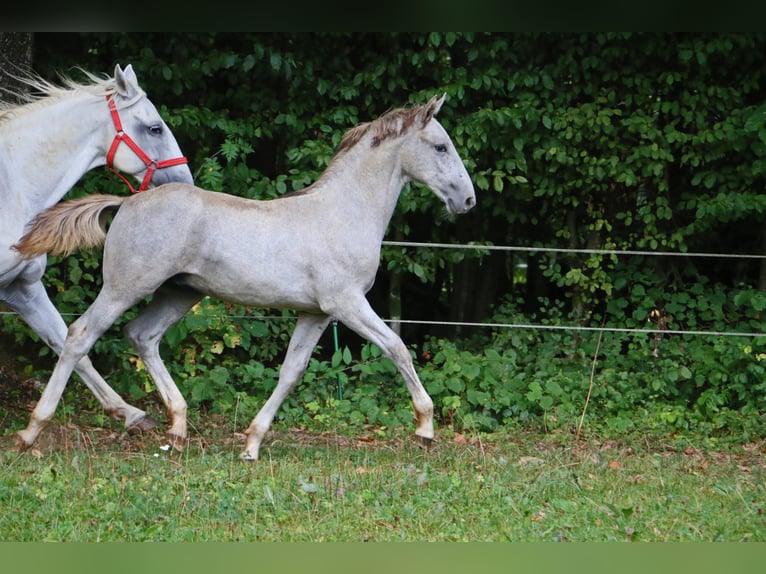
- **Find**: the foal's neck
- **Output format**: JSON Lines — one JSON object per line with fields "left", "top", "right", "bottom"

{"left": 329, "top": 137, "right": 408, "bottom": 235}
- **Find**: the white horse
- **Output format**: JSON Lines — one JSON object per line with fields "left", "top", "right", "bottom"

{"left": 13, "top": 94, "right": 476, "bottom": 461}
{"left": 1, "top": 64, "right": 193, "bottom": 434}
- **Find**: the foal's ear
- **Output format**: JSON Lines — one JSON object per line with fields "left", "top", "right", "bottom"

{"left": 114, "top": 64, "right": 140, "bottom": 99}
{"left": 420, "top": 93, "right": 447, "bottom": 127}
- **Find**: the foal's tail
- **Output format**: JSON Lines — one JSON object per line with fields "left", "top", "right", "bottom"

{"left": 13, "top": 194, "right": 127, "bottom": 259}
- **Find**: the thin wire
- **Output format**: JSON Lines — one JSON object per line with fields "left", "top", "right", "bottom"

{"left": 2, "top": 311, "right": 763, "bottom": 339}
{"left": 382, "top": 241, "right": 766, "bottom": 260}
{"left": 3, "top": 243, "right": 763, "bottom": 339}
{"left": 379, "top": 318, "right": 766, "bottom": 338}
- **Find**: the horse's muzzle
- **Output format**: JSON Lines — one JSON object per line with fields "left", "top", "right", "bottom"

{"left": 448, "top": 193, "right": 476, "bottom": 215}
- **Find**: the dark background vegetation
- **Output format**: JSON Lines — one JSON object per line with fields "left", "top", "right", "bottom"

{"left": 2, "top": 33, "right": 765, "bottom": 439}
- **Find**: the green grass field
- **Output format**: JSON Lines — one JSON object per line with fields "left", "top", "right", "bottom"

{"left": 1, "top": 416, "right": 763, "bottom": 542}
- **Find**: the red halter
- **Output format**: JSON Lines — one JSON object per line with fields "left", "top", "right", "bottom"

{"left": 105, "top": 94, "right": 188, "bottom": 193}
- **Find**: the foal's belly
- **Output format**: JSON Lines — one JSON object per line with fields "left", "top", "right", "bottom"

{"left": 173, "top": 271, "right": 322, "bottom": 313}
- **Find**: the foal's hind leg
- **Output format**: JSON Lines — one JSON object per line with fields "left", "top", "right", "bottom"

{"left": 123, "top": 284, "right": 202, "bottom": 450}
{"left": 3, "top": 279, "right": 155, "bottom": 433}
{"left": 242, "top": 313, "right": 332, "bottom": 461}
{"left": 16, "top": 292, "right": 130, "bottom": 449}
{"left": 331, "top": 296, "right": 434, "bottom": 446}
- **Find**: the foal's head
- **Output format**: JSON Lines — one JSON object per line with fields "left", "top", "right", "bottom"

{"left": 400, "top": 94, "right": 476, "bottom": 215}
{"left": 335, "top": 94, "right": 476, "bottom": 215}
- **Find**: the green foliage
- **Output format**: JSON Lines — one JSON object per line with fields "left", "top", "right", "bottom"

{"left": 417, "top": 286, "right": 766, "bottom": 437}
{"left": 6, "top": 33, "right": 764, "bottom": 439}
{"left": 31, "top": 33, "right": 766, "bottom": 318}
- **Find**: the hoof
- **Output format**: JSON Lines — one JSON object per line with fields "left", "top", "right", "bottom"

{"left": 239, "top": 449, "right": 258, "bottom": 462}
{"left": 14, "top": 432, "right": 34, "bottom": 452}
{"left": 126, "top": 414, "right": 159, "bottom": 434}
{"left": 166, "top": 433, "right": 186, "bottom": 452}
{"left": 414, "top": 434, "right": 435, "bottom": 449}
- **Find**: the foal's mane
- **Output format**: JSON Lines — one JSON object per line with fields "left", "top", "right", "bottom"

{"left": 280, "top": 102, "right": 427, "bottom": 199}
{"left": 0, "top": 69, "right": 118, "bottom": 122}
{"left": 337, "top": 103, "right": 425, "bottom": 153}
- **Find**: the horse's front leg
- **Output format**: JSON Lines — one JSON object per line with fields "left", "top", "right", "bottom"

{"left": 242, "top": 313, "right": 331, "bottom": 461}
{"left": 3, "top": 279, "right": 155, "bottom": 433}
{"left": 332, "top": 297, "right": 435, "bottom": 446}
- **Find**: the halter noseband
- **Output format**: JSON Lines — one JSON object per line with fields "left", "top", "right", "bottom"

{"left": 105, "top": 94, "right": 188, "bottom": 193}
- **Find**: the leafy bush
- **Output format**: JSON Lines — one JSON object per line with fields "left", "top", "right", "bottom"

{"left": 4, "top": 34, "right": 765, "bottom": 441}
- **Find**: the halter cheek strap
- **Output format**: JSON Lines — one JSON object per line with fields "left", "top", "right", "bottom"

{"left": 105, "top": 94, "right": 188, "bottom": 193}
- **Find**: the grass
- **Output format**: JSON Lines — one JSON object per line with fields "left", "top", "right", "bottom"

{"left": 1, "top": 411, "right": 764, "bottom": 542}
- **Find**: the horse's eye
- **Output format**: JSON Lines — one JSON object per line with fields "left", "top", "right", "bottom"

{"left": 434, "top": 144, "right": 447, "bottom": 153}
{"left": 148, "top": 125, "right": 163, "bottom": 136}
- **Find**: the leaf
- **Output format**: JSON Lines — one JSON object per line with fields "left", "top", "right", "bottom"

{"left": 210, "top": 341, "right": 224, "bottom": 354}
{"left": 209, "top": 367, "right": 229, "bottom": 385}
{"left": 412, "top": 263, "right": 427, "bottom": 281}
{"left": 446, "top": 377, "right": 464, "bottom": 393}
{"left": 461, "top": 363, "right": 482, "bottom": 380}
{"left": 269, "top": 52, "right": 282, "bottom": 71}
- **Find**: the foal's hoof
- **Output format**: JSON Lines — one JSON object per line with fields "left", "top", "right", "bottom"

{"left": 413, "top": 434, "right": 435, "bottom": 449}
{"left": 166, "top": 433, "right": 186, "bottom": 452}
{"left": 239, "top": 450, "right": 258, "bottom": 463}
{"left": 14, "top": 432, "right": 34, "bottom": 452}
{"left": 126, "top": 414, "right": 159, "bottom": 434}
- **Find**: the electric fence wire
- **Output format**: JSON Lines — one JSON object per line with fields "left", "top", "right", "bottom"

{"left": 2, "top": 242, "right": 765, "bottom": 339}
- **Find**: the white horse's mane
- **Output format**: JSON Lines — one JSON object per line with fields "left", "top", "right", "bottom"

{"left": 0, "top": 68, "right": 117, "bottom": 120}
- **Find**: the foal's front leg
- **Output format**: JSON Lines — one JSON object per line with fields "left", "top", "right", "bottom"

{"left": 332, "top": 296, "right": 435, "bottom": 446}
{"left": 242, "top": 313, "right": 331, "bottom": 461}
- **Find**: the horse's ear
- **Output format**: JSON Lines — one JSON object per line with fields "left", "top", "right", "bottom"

{"left": 114, "top": 64, "right": 140, "bottom": 99}
{"left": 420, "top": 93, "right": 447, "bottom": 127}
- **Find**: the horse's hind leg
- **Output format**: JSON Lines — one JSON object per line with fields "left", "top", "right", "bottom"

{"left": 242, "top": 313, "right": 332, "bottom": 461}
{"left": 123, "top": 284, "right": 202, "bottom": 450}
{"left": 3, "top": 279, "right": 155, "bottom": 433}
{"left": 331, "top": 296, "right": 434, "bottom": 446}
{"left": 16, "top": 291, "right": 130, "bottom": 449}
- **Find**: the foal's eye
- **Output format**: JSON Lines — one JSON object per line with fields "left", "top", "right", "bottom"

{"left": 148, "top": 125, "right": 163, "bottom": 136}
{"left": 434, "top": 143, "right": 448, "bottom": 153}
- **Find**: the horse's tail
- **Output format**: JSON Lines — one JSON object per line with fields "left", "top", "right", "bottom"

{"left": 13, "top": 194, "right": 127, "bottom": 259}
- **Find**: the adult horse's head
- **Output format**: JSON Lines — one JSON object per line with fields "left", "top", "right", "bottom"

{"left": 104, "top": 64, "right": 193, "bottom": 192}
{"left": 401, "top": 93, "right": 476, "bottom": 215}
